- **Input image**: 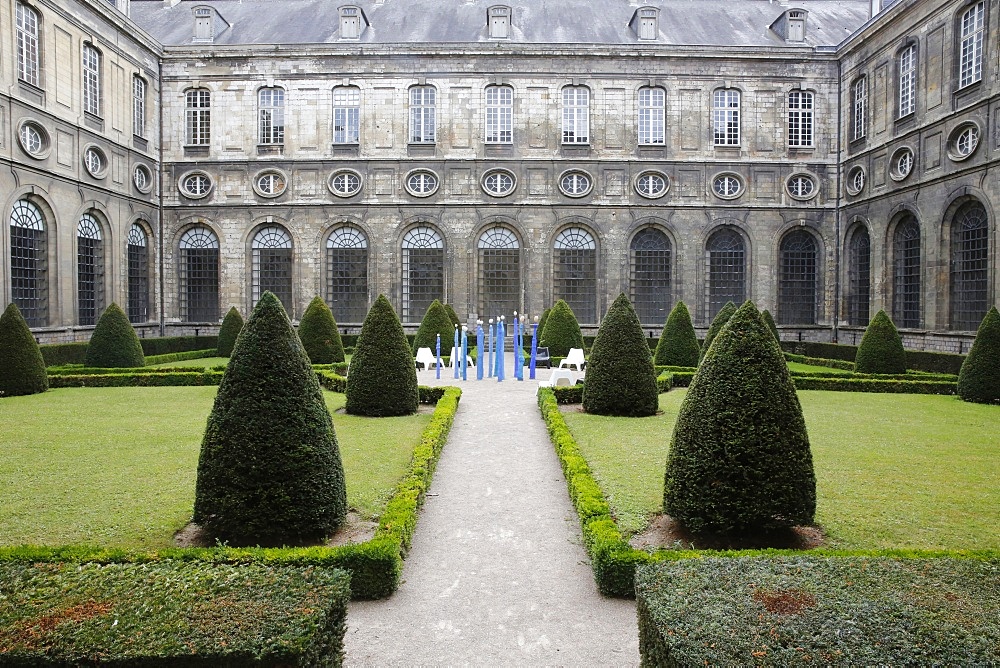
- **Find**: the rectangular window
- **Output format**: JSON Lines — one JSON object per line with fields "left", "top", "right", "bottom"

{"left": 258, "top": 87, "right": 285, "bottom": 145}
{"left": 959, "top": 2, "right": 985, "bottom": 88}
{"left": 485, "top": 85, "right": 513, "bottom": 143}
{"left": 340, "top": 6, "right": 360, "bottom": 39}
{"left": 561, "top": 86, "right": 589, "bottom": 144}
{"left": 787, "top": 90, "right": 814, "bottom": 147}
{"left": 332, "top": 87, "right": 360, "bottom": 143}
{"left": 638, "top": 8, "right": 658, "bottom": 39}
{"left": 185, "top": 89, "right": 211, "bottom": 145}
{"left": 898, "top": 44, "right": 916, "bottom": 118}
{"left": 82, "top": 44, "right": 101, "bottom": 116}
{"left": 852, "top": 77, "right": 867, "bottom": 141}
{"left": 637, "top": 87, "right": 664, "bottom": 145}
{"left": 133, "top": 76, "right": 145, "bottom": 138}
{"left": 16, "top": 3, "right": 40, "bottom": 87}
{"left": 409, "top": 86, "right": 436, "bottom": 143}
{"left": 712, "top": 89, "right": 740, "bottom": 146}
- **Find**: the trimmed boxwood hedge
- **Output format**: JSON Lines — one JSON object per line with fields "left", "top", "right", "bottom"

{"left": 792, "top": 377, "right": 957, "bottom": 394}
{"left": 637, "top": 556, "right": 1000, "bottom": 666}
{"left": 0, "top": 302, "right": 48, "bottom": 397}
{"left": 958, "top": 306, "right": 1000, "bottom": 404}
{"left": 0, "top": 561, "right": 350, "bottom": 666}
{"left": 299, "top": 296, "right": 346, "bottom": 364}
{"left": 855, "top": 310, "right": 907, "bottom": 374}
{"left": 551, "top": 374, "right": 671, "bottom": 405}
{"left": 700, "top": 300, "right": 736, "bottom": 361}
{"left": 412, "top": 299, "right": 456, "bottom": 353}
{"left": 653, "top": 301, "right": 700, "bottom": 368}
{"left": 762, "top": 308, "right": 781, "bottom": 343}
{"left": 216, "top": 306, "right": 244, "bottom": 357}
{"left": 84, "top": 303, "right": 146, "bottom": 368}
{"left": 346, "top": 295, "right": 419, "bottom": 417}
{"left": 782, "top": 341, "right": 968, "bottom": 375}
{"left": 539, "top": 299, "right": 585, "bottom": 357}
{"left": 39, "top": 336, "right": 219, "bottom": 367}
{"left": 783, "top": 351, "right": 855, "bottom": 370}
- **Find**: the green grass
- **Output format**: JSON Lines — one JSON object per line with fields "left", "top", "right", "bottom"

{"left": 786, "top": 361, "right": 853, "bottom": 375}
{"left": 562, "top": 390, "right": 1000, "bottom": 550}
{"left": 0, "top": 387, "right": 431, "bottom": 549}
{"left": 151, "top": 355, "right": 353, "bottom": 369}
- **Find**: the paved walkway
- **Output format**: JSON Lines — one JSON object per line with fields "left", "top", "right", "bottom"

{"left": 344, "top": 354, "right": 639, "bottom": 665}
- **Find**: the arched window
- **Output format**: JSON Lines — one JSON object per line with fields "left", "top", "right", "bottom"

{"left": 10, "top": 199, "right": 47, "bottom": 327}
{"left": 401, "top": 226, "right": 444, "bottom": 322}
{"left": 778, "top": 229, "right": 818, "bottom": 325}
{"left": 251, "top": 226, "right": 293, "bottom": 313}
{"left": 950, "top": 201, "right": 989, "bottom": 330}
{"left": 326, "top": 225, "right": 369, "bottom": 323}
{"left": 892, "top": 215, "right": 921, "bottom": 328}
{"left": 179, "top": 226, "right": 219, "bottom": 322}
{"left": 705, "top": 228, "right": 745, "bottom": 322}
{"left": 127, "top": 224, "right": 150, "bottom": 323}
{"left": 846, "top": 226, "right": 871, "bottom": 326}
{"left": 77, "top": 213, "right": 104, "bottom": 325}
{"left": 553, "top": 227, "right": 597, "bottom": 324}
{"left": 478, "top": 226, "right": 520, "bottom": 317}
{"left": 629, "top": 227, "right": 671, "bottom": 325}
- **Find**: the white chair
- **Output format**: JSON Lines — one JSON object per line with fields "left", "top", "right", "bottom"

{"left": 536, "top": 368, "right": 576, "bottom": 394}
{"left": 415, "top": 347, "right": 439, "bottom": 370}
{"left": 559, "top": 348, "right": 587, "bottom": 371}
{"left": 448, "top": 346, "right": 476, "bottom": 368}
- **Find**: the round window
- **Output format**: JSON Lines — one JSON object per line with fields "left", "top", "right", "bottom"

{"left": 712, "top": 173, "right": 743, "bottom": 199}
{"left": 559, "top": 170, "right": 593, "bottom": 197}
{"left": 405, "top": 170, "right": 439, "bottom": 197}
{"left": 17, "top": 120, "right": 49, "bottom": 158}
{"left": 948, "top": 122, "right": 980, "bottom": 161}
{"left": 846, "top": 165, "right": 866, "bottom": 196}
{"left": 253, "top": 170, "right": 287, "bottom": 198}
{"left": 889, "top": 147, "right": 914, "bottom": 181}
{"left": 786, "top": 174, "right": 817, "bottom": 201}
{"left": 179, "top": 171, "right": 213, "bottom": 199}
{"left": 83, "top": 146, "right": 107, "bottom": 178}
{"left": 482, "top": 169, "right": 516, "bottom": 197}
{"left": 133, "top": 164, "right": 153, "bottom": 193}
{"left": 328, "top": 169, "right": 363, "bottom": 197}
{"left": 635, "top": 171, "right": 668, "bottom": 199}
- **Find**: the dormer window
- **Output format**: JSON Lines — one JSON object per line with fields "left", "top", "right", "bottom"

{"left": 638, "top": 8, "right": 658, "bottom": 40}
{"left": 488, "top": 6, "right": 510, "bottom": 39}
{"left": 340, "top": 6, "right": 362, "bottom": 39}
{"left": 787, "top": 10, "right": 806, "bottom": 41}
{"left": 193, "top": 7, "right": 213, "bottom": 42}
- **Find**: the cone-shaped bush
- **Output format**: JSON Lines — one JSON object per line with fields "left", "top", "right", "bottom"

{"left": 0, "top": 303, "right": 48, "bottom": 397}
{"left": 216, "top": 307, "right": 244, "bottom": 357}
{"left": 700, "top": 301, "right": 736, "bottom": 362}
{"left": 84, "top": 303, "right": 145, "bottom": 368}
{"left": 193, "top": 291, "right": 347, "bottom": 546}
{"left": 664, "top": 301, "right": 816, "bottom": 534}
{"left": 539, "top": 299, "right": 584, "bottom": 357}
{"left": 582, "top": 293, "right": 658, "bottom": 416}
{"left": 653, "top": 301, "right": 699, "bottom": 367}
{"left": 762, "top": 309, "right": 781, "bottom": 344}
{"left": 536, "top": 308, "right": 552, "bottom": 346}
{"left": 298, "top": 296, "right": 345, "bottom": 364}
{"left": 957, "top": 306, "right": 1000, "bottom": 404}
{"left": 444, "top": 303, "right": 461, "bottom": 327}
{"left": 412, "top": 299, "right": 455, "bottom": 353}
{"left": 854, "top": 310, "right": 906, "bottom": 374}
{"left": 346, "top": 294, "right": 419, "bottom": 416}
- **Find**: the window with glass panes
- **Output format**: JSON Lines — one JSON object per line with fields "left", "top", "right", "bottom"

{"left": 485, "top": 86, "right": 513, "bottom": 143}
{"left": 133, "top": 76, "right": 145, "bottom": 137}
{"left": 185, "top": 89, "right": 211, "bottom": 145}
{"left": 898, "top": 44, "right": 916, "bottom": 117}
{"left": 82, "top": 45, "right": 100, "bottom": 116}
{"left": 410, "top": 86, "right": 436, "bottom": 143}
{"left": 478, "top": 226, "right": 520, "bottom": 317}
{"left": 892, "top": 216, "right": 921, "bottom": 328}
{"left": 787, "top": 91, "right": 813, "bottom": 147}
{"left": 251, "top": 226, "right": 293, "bottom": 313}
{"left": 777, "top": 230, "right": 818, "bottom": 325}
{"left": 401, "top": 226, "right": 444, "bottom": 322}
{"left": 706, "top": 228, "right": 746, "bottom": 322}
{"left": 949, "top": 201, "right": 989, "bottom": 330}
{"left": 16, "top": 3, "right": 40, "bottom": 87}
{"left": 959, "top": 2, "right": 985, "bottom": 89}
{"left": 712, "top": 89, "right": 740, "bottom": 146}
{"left": 179, "top": 227, "right": 219, "bottom": 322}
{"left": 333, "top": 87, "right": 360, "bottom": 143}
{"left": 629, "top": 228, "right": 671, "bottom": 325}
{"left": 852, "top": 77, "right": 867, "bottom": 141}
{"left": 638, "top": 87, "right": 665, "bottom": 145}
{"left": 562, "top": 87, "right": 589, "bottom": 144}
{"left": 847, "top": 226, "right": 871, "bottom": 326}
{"left": 258, "top": 88, "right": 285, "bottom": 145}
{"left": 553, "top": 227, "right": 597, "bottom": 324}
{"left": 10, "top": 199, "right": 47, "bottom": 327}
{"left": 76, "top": 213, "right": 104, "bottom": 326}
{"left": 127, "top": 224, "right": 150, "bottom": 323}
{"left": 326, "top": 225, "right": 369, "bottom": 323}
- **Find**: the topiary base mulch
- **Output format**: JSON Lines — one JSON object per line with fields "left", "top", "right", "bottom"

{"left": 174, "top": 511, "right": 378, "bottom": 548}
{"left": 629, "top": 513, "right": 825, "bottom": 551}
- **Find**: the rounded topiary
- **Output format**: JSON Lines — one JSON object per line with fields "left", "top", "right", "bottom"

{"left": 84, "top": 303, "right": 145, "bottom": 368}
{"left": 412, "top": 299, "right": 455, "bottom": 353}
{"left": 193, "top": 291, "right": 347, "bottom": 546}
{"left": 444, "top": 303, "right": 461, "bottom": 327}
{"left": 216, "top": 307, "right": 244, "bottom": 357}
{"left": 0, "top": 302, "right": 48, "bottom": 397}
{"left": 582, "top": 293, "right": 658, "bottom": 417}
{"left": 298, "top": 296, "right": 345, "bottom": 364}
{"left": 539, "top": 299, "right": 584, "bottom": 357}
{"left": 700, "top": 301, "right": 736, "bottom": 362}
{"left": 854, "top": 309, "right": 906, "bottom": 374}
{"left": 762, "top": 308, "right": 781, "bottom": 344}
{"left": 653, "top": 301, "right": 699, "bottom": 368}
{"left": 957, "top": 306, "right": 1000, "bottom": 404}
{"left": 664, "top": 301, "right": 816, "bottom": 534}
{"left": 346, "top": 294, "right": 419, "bottom": 417}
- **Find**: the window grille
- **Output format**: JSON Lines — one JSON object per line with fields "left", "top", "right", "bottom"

{"left": 629, "top": 228, "right": 671, "bottom": 325}
{"left": 258, "top": 88, "right": 285, "bottom": 145}
{"left": 185, "top": 89, "right": 211, "bottom": 145}
{"left": 787, "top": 91, "right": 814, "bottom": 147}
{"left": 713, "top": 174, "right": 742, "bottom": 198}
{"left": 635, "top": 172, "right": 667, "bottom": 198}
{"left": 401, "top": 226, "right": 444, "bottom": 322}
{"left": 560, "top": 171, "right": 592, "bottom": 197}
{"left": 788, "top": 174, "right": 816, "bottom": 199}
{"left": 950, "top": 201, "right": 989, "bottom": 330}
{"left": 181, "top": 173, "right": 211, "bottom": 198}
{"left": 326, "top": 225, "right": 369, "bottom": 323}
{"left": 778, "top": 230, "right": 818, "bottom": 325}
{"left": 406, "top": 171, "right": 438, "bottom": 196}
{"left": 562, "top": 87, "right": 589, "bottom": 144}
{"left": 637, "top": 87, "right": 665, "bottom": 145}
{"left": 16, "top": 3, "right": 40, "bottom": 87}
{"left": 478, "top": 226, "right": 520, "bottom": 317}
{"left": 705, "top": 228, "right": 745, "bottom": 322}
{"left": 77, "top": 213, "right": 104, "bottom": 326}
{"left": 847, "top": 226, "right": 871, "bottom": 326}
{"left": 127, "top": 224, "right": 150, "bottom": 323}
{"left": 852, "top": 77, "right": 867, "bottom": 141}
{"left": 82, "top": 45, "right": 100, "bottom": 116}
{"left": 179, "top": 226, "right": 219, "bottom": 322}
{"left": 482, "top": 170, "right": 515, "bottom": 197}
{"left": 959, "top": 2, "right": 985, "bottom": 89}
{"left": 553, "top": 227, "right": 597, "bottom": 324}
{"left": 712, "top": 89, "right": 740, "bottom": 146}
{"left": 409, "top": 86, "right": 436, "bottom": 143}
{"left": 329, "top": 170, "right": 362, "bottom": 197}
{"left": 20, "top": 123, "right": 43, "bottom": 155}
{"left": 255, "top": 171, "right": 285, "bottom": 197}
{"left": 892, "top": 216, "right": 921, "bottom": 328}
{"left": 485, "top": 86, "right": 513, "bottom": 143}
{"left": 10, "top": 199, "right": 47, "bottom": 327}
{"left": 898, "top": 45, "right": 916, "bottom": 118}
{"left": 251, "top": 226, "right": 293, "bottom": 313}
{"left": 133, "top": 76, "right": 145, "bottom": 137}
{"left": 333, "top": 87, "right": 360, "bottom": 143}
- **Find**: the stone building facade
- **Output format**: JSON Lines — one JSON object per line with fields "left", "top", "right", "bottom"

{"left": 2, "top": 0, "right": 997, "bottom": 350}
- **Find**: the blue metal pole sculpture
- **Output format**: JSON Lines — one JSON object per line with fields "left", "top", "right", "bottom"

{"left": 487, "top": 319, "right": 494, "bottom": 378}
{"left": 530, "top": 316, "right": 538, "bottom": 380}
{"left": 453, "top": 324, "right": 459, "bottom": 379}
{"left": 497, "top": 315, "right": 505, "bottom": 381}
{"left": 461, "top": 325, "right": 468, "bottom": 381}
{"left": 435, "top": 333, "right": 441, "bottom": 380}
{"left": 476, "top": 320, "right": 484, "bottom": 380}
{"left": 513, "top": 311, "right": 523, "bottom": 381}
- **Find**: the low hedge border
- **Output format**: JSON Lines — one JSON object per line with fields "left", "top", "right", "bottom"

{"left": 782, "top": 340, "right": 967, "bottom": 374}
{"left": 49, "top": 371, "right": 224, "bottom": 387}
{"left": 143, "top": 348, "right": 219, "bottom": 366}
{"left": 0, "top": 561, "right": 350, "bottom": 666}
{"left": 789, "top": 367, "right": 957, "bottom": 382}
{"left": 0, "top": 386, "right": 461, "bottom": 601}
{"left": 784, "top": 352, "right": 856, "bottom": 370}
{"left": 40, "top": 336, "right": 219, "bottom": 367}
{"left": 551, "top": 374, "right": 671, "bottom": 404}
{"left": 791, "top": 376, "right": 956, "bottom": 394}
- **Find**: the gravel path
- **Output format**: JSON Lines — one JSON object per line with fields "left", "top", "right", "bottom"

{"left": 344, "top": 355, "right": 639, "bottom": 665}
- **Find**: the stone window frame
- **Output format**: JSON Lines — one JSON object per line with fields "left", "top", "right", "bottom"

{"left": 82, "top": 42, "right": 102, "bottom": 117}
{"left": 634, "top": 170, "right": 669, "bottom": 199}
{"left": 404, "top": 169, "right": 440, "bottom": 197}
{"left": 184, "top": 88, "right": 211, "bottom": 146}
{"left": 76, "top": 211, "right": 106, "bottom": 326}
{"left": 487, "top": 5, "right": 511, "bottom": 39}
{"left": 711, "top": 171, "right": 744, "bottom": 200}
{"left": 786, "top": 89, "right": 814, "bottom": 148}
{"left": 889, "top": 146, "right": 915, "bottom": 181}
{"left": 133, "top": 74, "right": 146, "bottom": 139}
{"left": 252, "top": 168, "right": 288, "bottom": 198}
{"left": 16, "top": 118, "right": 50, "bottom": 159}
{"left": 133, "top": 163, "right": 153, "bottom": 194}
{"left": 83, "top": 144, "right": 109, "bottom": 179}
{"left": 328, "top": 168, "right": 364, "bottom": 198}
{"left": 481, "top": 168, "right": 517, "bottom": 198}
{"left": 845, "top": 164, "right": 866, "bottom": 196}
{"left": 178, "top": 169, "right": 214, "bottom": 199}
{"left": 561, "top": 85, "right": 590, "bottom": 145}
{"left": 15, "top": 2, "right": 42, "bottom": 88}
{"left": 258, "top": 86, "right": 286, "bottom": 146}
{"left": 947, "top": 120, "right": 981, "bottom": 161}
{"left": 558, "top": 169, "right": 594, "bottom": 198}
{"left": 332, "top": 86, "right": 361, "bottom": 144}
{"left": 409, "top": 84, "right": 437, "bottom": 144}
{"left": 897, "top": 41, "right": 918, "bottom": 120}
{"left": 637, "top": 86, "right": 665, "bottom": 146}
{"left": 484, "top": 84, "right": 514, "bottom": 144}
{"left": 785, "top": 172, "right": 819, "bottom": 201}
{"left": 957, "top": 1, "right": 986, "bottom": 90}
{"left": 712, "top": 88, "right": 741, "bottom": 146}
{"left": 851, "top": 75, "right": 867, "bottom": 142}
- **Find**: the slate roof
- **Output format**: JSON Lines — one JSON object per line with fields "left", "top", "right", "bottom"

{"left": 129, "top": 0, "right": 871, "bottom": 48}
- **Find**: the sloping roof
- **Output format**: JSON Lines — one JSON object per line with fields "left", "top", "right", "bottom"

{"left": 129, "top": 0, "right": 870, "bottom": 48}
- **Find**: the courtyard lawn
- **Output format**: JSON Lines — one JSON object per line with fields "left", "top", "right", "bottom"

{"left": 0, "top": 387, "right": 431, "bottom": 549}
{"left": 562, "top": 390, "right": 1000, "bottom": 550}
{"left": 786, "top": 361, "right": 853, "bottom": 375}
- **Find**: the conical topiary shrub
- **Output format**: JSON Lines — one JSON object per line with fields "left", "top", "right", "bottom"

{"left": 193, "top": 291, "right": 347, "bottom": 546}
{"left": 653, "top": 301, "right": 699, "bottom": 368}
{"left": 298, "top": 296, "right": 345, "bottom": 364}
{"left": 957, "top": 306, "right": 1000, "bottom": 404}
{"left": 854, "top": 310, "right": 906, "bottom": 374}
{"left": 412, "top": 299, "right": 455, "bottom": 353}
{"left": 216, "top": 307, "right": 244, "bottom": 357}
{"left": 85, "top": 303, "right": 145, "bottom": 368}
{"left": 700, "top": 301, "right": 736, "bottom": 362}
{"left": 762, "top": 309, "right": 781, "bottom": 344}
{"left": 664, "top": 301, "right": 816, "bottom": 534}
{"left": 346, "top": 294, "right": 419, "bottom": 417}
{"left": 536, "top": 307, "right": 552, "bottom": 346}
{"left": 0, "top": 303, "right": 48, "bottom": 397}
{"left": 539, "top": 299, "right": 584, "bottom": 357}
{"left": 444, "top": 303, "right": 461, "bottom": 327}
{"left": 582, "top": 293, "right": 658, "bottom": 417}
